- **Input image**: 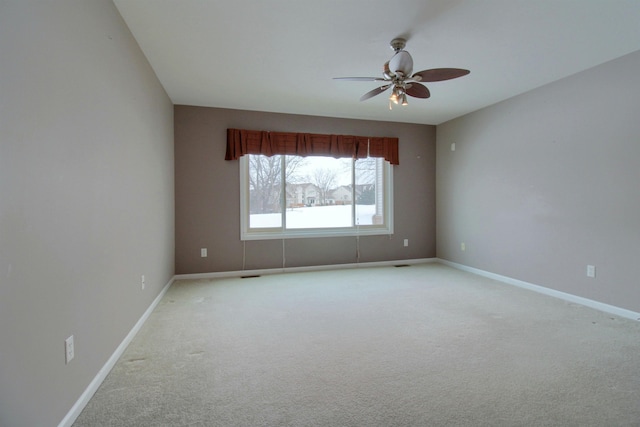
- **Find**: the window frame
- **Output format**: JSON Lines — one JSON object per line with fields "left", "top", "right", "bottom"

{"left": 239, "top": 155, "right": 394, "bottom": 241}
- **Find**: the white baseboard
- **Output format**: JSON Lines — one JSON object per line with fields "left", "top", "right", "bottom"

{"left": 58, "top": 276, "right": 175, "bottom": 427}
{"left": 438, "top": 258, "right": 640, "bottom": 322}
{"left": 174, "top": 258, "right": 437, "bottom": 280}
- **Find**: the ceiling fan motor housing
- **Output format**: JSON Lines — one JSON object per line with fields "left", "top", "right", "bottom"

{"left": 389, "top": 50, "right": 413, "bottom": 77}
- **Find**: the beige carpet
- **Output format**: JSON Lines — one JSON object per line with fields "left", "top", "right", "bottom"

{"left": 73, "top": 263, "right": 640, "bottom": 426}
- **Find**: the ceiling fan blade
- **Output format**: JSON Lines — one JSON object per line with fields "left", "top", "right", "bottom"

{"left": 360, "top": 85, "right": 391, "bottom": 101}
{"left": 405, "top": 82, "right": 431, "bottom": 99}
{"left": 334, "top": 77, "right": 388, "bottom": 82}
{"left": 411, "top": 68, "right": 470, "bottom": 82}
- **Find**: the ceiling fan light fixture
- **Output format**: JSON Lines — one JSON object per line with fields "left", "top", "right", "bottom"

{"left": 389, "top": 87, "right": 399, "bottom": 104}
{"left": 401, "top": 93, "right": 408, "bottom": 106}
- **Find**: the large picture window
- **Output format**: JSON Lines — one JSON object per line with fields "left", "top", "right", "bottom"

{"left": 240, "top": 154, "right": 393, "bottom": 240}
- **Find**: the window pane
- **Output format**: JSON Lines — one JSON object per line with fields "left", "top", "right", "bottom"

{"left": 248, "top": 155, "right": 282, "bottom": 228}
{"left": 285, "top": 156, "right": 353, "bottom": 229}
{"left": 355, "top": 157, "right": 382, "bottom": 225}
{"left": 240, "top": 154, "right": 392, "bottom": 240}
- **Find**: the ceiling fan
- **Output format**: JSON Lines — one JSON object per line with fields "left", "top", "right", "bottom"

{"left": 334, "top": 38, "right": 470, "bottom": 108}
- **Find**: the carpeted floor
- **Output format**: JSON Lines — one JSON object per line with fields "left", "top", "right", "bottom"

{"left": 73, "top": 263, "right": 640, "bottom": 426}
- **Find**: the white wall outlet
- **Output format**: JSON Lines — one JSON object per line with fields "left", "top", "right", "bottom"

{"left": 141, "top": 275, "right": 145, "bottom": 290}
{"left": 461, "top": 242, "right": 466, "bottom": 251}
{"left": 587, "top": 265, "right": 596, "bottom": 278}
{"left": 451, "top": 142, "right": 456, "bottom": 152}
{"left": 201, "top": 248, "right": 207, "bottom": 258}
{"left": 403, "top": 239, "right": 409, "bottom": 247}
{"left": 65, "top": 335, "right": 74, "bottom": 364}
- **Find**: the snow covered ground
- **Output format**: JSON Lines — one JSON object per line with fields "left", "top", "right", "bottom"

{"left": 250, "top": 205, "right": 376, "bottom": 228}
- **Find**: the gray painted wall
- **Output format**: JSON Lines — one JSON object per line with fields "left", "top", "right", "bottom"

{"left": 0, "top": 1, "right": 175, "bottom": 426}
{"left": 3, "top": 1, "right": 636, "bottom": 424}
{"left": 175, "top": 106, "right": 436, "bottom": 274}
{"left": 437, "top": 50, "right": 640, "bottom": 313}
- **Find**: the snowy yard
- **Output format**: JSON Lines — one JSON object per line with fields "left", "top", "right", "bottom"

{"left": 250, "top": 204, "right": 376, "bottom": 228}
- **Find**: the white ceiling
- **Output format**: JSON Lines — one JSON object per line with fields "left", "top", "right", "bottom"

{"left": 113, "top": 0, "right": 640, "bottom": 125}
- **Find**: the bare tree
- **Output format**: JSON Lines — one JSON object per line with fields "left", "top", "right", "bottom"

{"left": 248, "top": 155, "right": 281, "bottom": 214}
{"left": 284, "top": 155, "right": 306, "bottom": 184}
{"left": 248, "top": 155, "right": 306, "bottom": 213}
{"left": 355, "top": 156, "right": 377, "bottom": 184}
{"left": 311, "top": 167, "right": 338, "bottom": 205}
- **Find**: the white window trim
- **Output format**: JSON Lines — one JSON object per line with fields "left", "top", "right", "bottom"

{"left": 239, "top": 156, "right": 394, "bottom": 241}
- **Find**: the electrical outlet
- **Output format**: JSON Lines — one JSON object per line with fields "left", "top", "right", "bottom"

{"left": 461, "top": 242, "right": 466, "bottom": 251}
{"left": 65, "top": 335, "right": 74, "bottom": 364}
{"left": 587, "top": 265, "right": 596, "bottom": 278}
{"left": 141, "top": 275, "right": 145, "bottom": 290}
{"left": 201, "top": 248, "right": 207, "bottom": 258}
{"left": 403, "top": 239, "right": 408, "bottom": 247}
{"left": 451, "top": 142, "right": 456, "bottom": 151}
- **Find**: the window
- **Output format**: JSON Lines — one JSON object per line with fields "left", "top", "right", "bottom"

{"left": 239, "top": 154, "right": 393, "bottom": 240}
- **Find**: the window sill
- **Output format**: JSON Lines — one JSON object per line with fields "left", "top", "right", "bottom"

{"left": 241, "top": 226, "right": 393, "bottom": 241}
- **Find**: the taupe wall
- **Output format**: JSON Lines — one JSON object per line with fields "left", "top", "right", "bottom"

{"left": 0, "top": 1, "right": 174, "bottom": 426}
{"left": 437, "top": 50, "right": 640, "bottom": 313}
{"left": 175, "top": 106, "right": 435, "bottom": 273}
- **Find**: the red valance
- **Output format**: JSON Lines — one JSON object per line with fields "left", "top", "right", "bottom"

{"left": 225, "top": 128, "right": 399, "bottom": 165}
